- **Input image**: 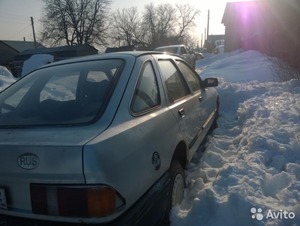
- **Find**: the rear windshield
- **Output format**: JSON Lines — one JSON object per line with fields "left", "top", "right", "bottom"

{"left": 0, "top": 59, "right": 124, "bottom": 127}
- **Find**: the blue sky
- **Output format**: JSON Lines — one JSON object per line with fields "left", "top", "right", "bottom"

{"left": 0, "top": 0, "right": 250, "bottom": 43}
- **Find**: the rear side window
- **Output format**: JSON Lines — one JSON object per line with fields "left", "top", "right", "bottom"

{"left": 0, "top": 59, "right": 124, "bottom": 127}
{"left": 131, "top": 62, "right": 160, "bottom": 113}
{"left": 180, "top": 47, "right": 187, "bottom": 54}
{"left": 158, "top": 60, "right": 190, "bottom": 102}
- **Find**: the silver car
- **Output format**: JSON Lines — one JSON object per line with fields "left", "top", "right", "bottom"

{"left": 0, "top": 52, "right": 218, "bottom": 225}
{"left": 154, "top": 45, "right": 196, "bottom": 69}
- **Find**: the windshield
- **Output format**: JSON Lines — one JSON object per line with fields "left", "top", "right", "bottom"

{"left": 0, "top": 59, "right": 124, "bottom": 127}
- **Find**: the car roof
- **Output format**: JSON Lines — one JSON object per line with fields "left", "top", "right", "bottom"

{"left": 38, "top": 51, "right": 169, "bottom": 69}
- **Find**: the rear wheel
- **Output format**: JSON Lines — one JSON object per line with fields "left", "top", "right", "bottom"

{"left": 162, "top": 161, "right": 185, "bottom": 225}
{"left": 170, "top": 161, "right": 185, "bottom": 207}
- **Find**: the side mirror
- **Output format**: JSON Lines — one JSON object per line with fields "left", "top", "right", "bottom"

{"left": 202, "top": 78, "right": 218, "bottom": 88}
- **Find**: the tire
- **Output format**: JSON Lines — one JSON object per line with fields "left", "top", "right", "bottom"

{"left": 162, "top": 161, "right": 185, "bottom": 225}
{"left": 170, "top": 161, "right": 185, "bottom": 207}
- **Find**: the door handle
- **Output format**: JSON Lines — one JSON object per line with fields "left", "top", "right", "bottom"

{"left": 178, "top": 108, "right": 185, "bottom": 118}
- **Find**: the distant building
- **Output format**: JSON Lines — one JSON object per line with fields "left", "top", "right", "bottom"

{"left": 222, "top": 0, "right": 300, "bottom": 59}
{"left": 16, "top": 44, "right": 98, "bottom": 62}
{"left": 0, "top": 40, "right": 45, "bottom": 65}
{"left": 12, "top": 44, "right": 99, "bottom": 77}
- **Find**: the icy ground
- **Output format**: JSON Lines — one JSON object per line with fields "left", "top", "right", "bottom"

{"left": 171, "top": 50, "right": 300, "bottom": 226}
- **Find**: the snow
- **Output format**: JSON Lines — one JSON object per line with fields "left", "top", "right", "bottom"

{"left": 171, "top": 50, "right": 300, "bottom": 226}
{"left": 197, "top": 50, "right": 275, "bottom": 82}
{"left": 21, "top": 54, "right": 54, "bottom": 77}
{"left": 0, "top": 50, "right": 299, "bottom": 225}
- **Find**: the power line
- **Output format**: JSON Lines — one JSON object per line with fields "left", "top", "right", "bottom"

{"left": 0, "top": 11, "right": 42, "bottom": 26}
{"left": 5, "top": 24, "right": 32, "bottom": 40}
{"left": 0, "top": 12, "right": 29, "bottom": 20}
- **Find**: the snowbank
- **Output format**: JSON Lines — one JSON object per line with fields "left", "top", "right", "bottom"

{"left": 21, "top": 54, "right": 54, "bottom": 77}
{"left": 198, "top": 50, "right": 276, "bottom": 82}
{"left": 171, "top": 51, "right": 300, "bottom": 226}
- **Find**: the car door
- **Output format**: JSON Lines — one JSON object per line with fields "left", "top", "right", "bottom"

{"left": 157, "top": 58, "right": 204, "bottom": 152}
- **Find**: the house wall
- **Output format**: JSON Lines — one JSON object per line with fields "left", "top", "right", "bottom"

{"left": 223, "top": 0, "right": 300, "bottom": 59}
{"left": 0, "top": 42, "right": 18, "bottom": 65}
{"left": 267, "top": 0, "right": 300, "bottom": 55}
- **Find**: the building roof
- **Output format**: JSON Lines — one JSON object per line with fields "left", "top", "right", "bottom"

{"left": 0, "top": 40, "right": 45, "bottom": 53}
{"left": 18, "top": 44, "right": 98, "bottom": 59}
{"left": 13, "top": 44, "right": 99, "bottom": 62}
{"left": 19, "top": 43, "right": 98, "bottom": 55}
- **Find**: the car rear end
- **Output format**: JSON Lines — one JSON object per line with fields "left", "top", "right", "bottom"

{"left": 0, "top": 129, "right": 83, "bottom": 221}
{"left": 0, "top": 127, "right": 136, "bottom": 225}
{"left": 0, "top": 55, "right": 132, "bottom": 224}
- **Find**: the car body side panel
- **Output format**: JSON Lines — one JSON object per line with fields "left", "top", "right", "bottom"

{"left": 83, "top": 107, "right": 181, "bottom": 220}
{"left": 167, "top": 94, "right": 203, "bottom": 148}
{"left": 83, "top": 55, "right": 185, "bottom": 222}
{"left": 152, "top": 55, "right": 218, "bottom": 162}
{"left": 187, "top": 87, "right": 219, "bottom": 161}
{"left": 152, "top": 56, "right": 204, "bottom": 153}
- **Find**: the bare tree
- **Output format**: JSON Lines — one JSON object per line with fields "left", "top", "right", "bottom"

{"left": 175, "top": 4, "right": 200, "bottom": 39}
{"left": 142, "top": 3, "right": 176, "bottom": 49}
{"left": 141, "top": 3, "right": 158, "bottom": 48}
{"left": 111, "top": 7, "right": 144, "bottom": 48}
{"left": 141, "top": 3, "right": 200, "bottom": 49}
{"left": 40, "top": 0, "right": 111, "bottom": 46}
{"left": 156, "top": 4, "right": 177, "bottom": 42}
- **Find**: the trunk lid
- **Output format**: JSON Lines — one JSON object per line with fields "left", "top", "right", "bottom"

{"left": 0, "top": 126, "right": 100, "bottom": 215}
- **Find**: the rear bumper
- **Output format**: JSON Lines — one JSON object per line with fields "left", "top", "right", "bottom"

{"left": 0, "top": 172, "right": 171, "bottom": 226}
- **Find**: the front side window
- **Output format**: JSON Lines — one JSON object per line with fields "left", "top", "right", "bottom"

{"left": 176, "top": 60, "right": 201, "bottom": 92}
{"left": 131, "top": 62, "right": 160, "bottom": 113}
{"left": 0, "top": 59, "right": 124, "bottom": 127}
{"left": 158, "top": 60, "right": 190, "bottom": 102}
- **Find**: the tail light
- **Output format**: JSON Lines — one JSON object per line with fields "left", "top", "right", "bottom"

{"left": 30, "top": 184, "right": 125, "bottom": 218}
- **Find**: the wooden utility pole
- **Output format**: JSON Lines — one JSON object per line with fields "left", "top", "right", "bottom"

{"left": 30, "top": 17, "right": 37, "bottom": 49}
{"left": 207, "top": 9, "right": 210, "bottom": 40}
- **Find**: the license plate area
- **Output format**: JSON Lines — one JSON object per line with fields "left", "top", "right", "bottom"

{"left": 0, "top": 188, "right": 8, "bottom": 210}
